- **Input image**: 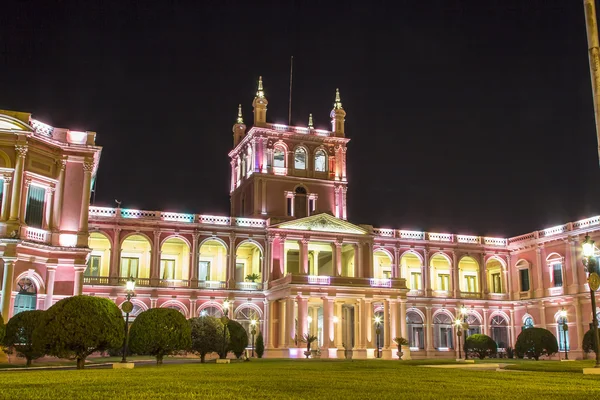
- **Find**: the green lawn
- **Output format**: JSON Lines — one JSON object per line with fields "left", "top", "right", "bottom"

{"left": 0, "top": 359, "right": 598, "bottom": 399}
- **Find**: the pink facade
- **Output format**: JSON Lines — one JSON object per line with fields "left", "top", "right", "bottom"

{"left": 1, "top": 81, "right": 599, "bottom": 359}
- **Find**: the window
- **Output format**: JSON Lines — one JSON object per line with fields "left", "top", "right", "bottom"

{"left": 519, "top": 269, "right": 530, "bottom": 292}
{"left": 273, "top": 148, "right": 285, "bottom": 168}
{"left": 464, "top": 275, "right": 476, "bottom": 292}
{"left": 308, "top": 198, "right": 315, "bottom": 214}
{"left": 523, "top": 316, "right": 534, "bottom": 330}
{"left": 199, "top": 306, "right": 223, "bottom": 318}
{"left": 294, "top": 148, "right": 306, "bottom": 170}
{"left": 552, "top": 263, "right": 563, "bottom": 287}
{"left": 491, "top": 272, "right": 502, "bottom": 293}
{"left": 438, "top": 274, "right": 450, "bottom": 291}
{"left": 286, "top": 197, "right": 293, "bottom": 216}
{"left": 314, "top": 150, "right": 326, "bottom": 172}
{"left": 25, "top": 185, "right": 45, "bottom": 228}
{"left": 294, "top": 187, "right": 307, "bottom": 218}
{"left": 407, "top": 311, "right": 424, "bottom": 349}
{"left": 466, "top": 314, "right": 481, "bottom": 337}
{"left": 198, "top": 261, "right": 211, "bottom": 281}
{"left": 433, "top": 313, "right": 453, "bottom": 349}
{"left": 85, "top": 255, "right": 101, "bottom": 277}
{"left": 13, "top": 278, "right": 37, "bottom": 316}
{"left": 410, "top": 272, "right": 422, "bottom": 290}
{"left": 120, "top": 257, "right": 139, "bottom": 278}
{"left": 0, "top": 177, "right": 4, "bottom": 212}
{"left": 491, "top": 315, "right": 509, "bottom": 349}
{"left": 160, "top": 259, "right": 175, "bottom": 280}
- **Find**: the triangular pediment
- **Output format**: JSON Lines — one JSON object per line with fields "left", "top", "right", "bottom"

{"left": 273, "top": 213, "right": 368, "bottom": 235}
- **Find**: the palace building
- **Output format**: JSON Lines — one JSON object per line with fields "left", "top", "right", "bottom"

{"left": 0, "top": 78, "right": 599, "bottom": 359}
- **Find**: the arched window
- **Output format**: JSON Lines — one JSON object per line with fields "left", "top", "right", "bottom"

{"left": 314, "top": 149, "right": 327, "bottom": 172}
{"left": 465, "top": 314, "right": 481, "bottom": 338}
{"left": 273, "top": 147, "right": 285, "bottom": 168}
{"left": 235, "top": 306, "right": 260, "bottom": 343}
{"left": 199, "top": 306, "right": 223, "bottom": 318}
{"left": 490, "top": 315, "right": 509, "bottom": 349}
{"left": 294, "top": 186, "right": 307, "bottom": 218}
{"left": 294, "top": 148, "right": 306, "bottom": 170}
{"left": 433, "top": 313, "right": 453, "bottom": 349}
{"left": 557, "top": 316, "right": 569, "bottom": 351}
{"left": 523, "top": 316, "right": 534, "bottom": 330}
{"left": 13, "top": 278, "right": 37, "bottom": 316}
{"left": 406, "top": 311, "right": 424, "bottom": 349}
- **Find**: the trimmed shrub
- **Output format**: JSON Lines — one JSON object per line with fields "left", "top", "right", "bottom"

{"left": 582, "top": 329, "right": 599, "bottom": 354}
{"left": 227, "top": 320, "right": 249, "bottom": 359}
{"left": 255, "top": 331, "right": 264, "bottom": 358}
{"left": 189, "top": 316, "right": 224, "bottom": 362}
{"left": 464, "top": 334, "right": 497, "bottom": 359}
{"left": 129, "top": 308, "right": 191, "bottom": 365}
{"left": 3, "top": 310, "right": 45, "bottom": 366}
{"left": 34, "top": 296, "right": 124, "bottom": 369}
{"left": 515, "top": 327, "right": 558, "bottom": 360}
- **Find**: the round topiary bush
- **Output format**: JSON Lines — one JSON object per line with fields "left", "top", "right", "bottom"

{"left": 515, "top": 327, "right": 558, "bottom": 360}
{"left": 3, "top": 310, "right": 45, "bottom": 366}
{"left": 129, "top": 308, "right": 191, "bottom": 365}
{"left": 227, "top": 320, "right": 249, "bottom": 359}
{"left": 582, "top": 329, "right": 600, "bottom": 354}
{"left": 464, "top": 334, "right": 497, "bottom": 359}
{"left": 34, "top": 295, "right": 124, "bottom": 369}
{"left": 189, "top": 316, "right": 225, "bottom": 362}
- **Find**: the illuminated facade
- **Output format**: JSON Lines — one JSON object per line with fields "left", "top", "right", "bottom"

{"left": 1, "top": 80, "right": 600, "bottom": 359}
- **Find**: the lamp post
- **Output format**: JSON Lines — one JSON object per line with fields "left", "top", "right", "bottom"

{"left": 250, "top": 319, "right": 257, "bottom": 357}
{"left": 460, "top": 306, "right": 468, "bottom": 359}
{"left": 455, "top": 318, "right": 463, "bottom": 360}
{"left": 375, "top": 316, "right": 381, "bottom": 359}
{"left": 559, "top": 308, "right": 569, "bottom": 360}
{"left": 220, "top": 300, "right": 230, "bottom": 359}
{"left": 582, "top": 235, "right": 600, "bottom": 368}
{"left": 120, "top": 276, "right": 136, "bottom": 364}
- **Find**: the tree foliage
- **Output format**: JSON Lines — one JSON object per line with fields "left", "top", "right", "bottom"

{"left": 255, "top": 331, "right": 264, "bottom": 358}
{"left": 129, "top": 308, "right": 191, "bottom": 365}
{"left": 189, "top": 316, "right": 224, "bottom": 362}
{"left": 3, "top": 310, "right": 45, "bottom": 366}
{"left": 34, "top": 296, "right": 124, "bottom": 369}
{"left": 464, "top": 334, "right": 498, "bottom": 360}
{"left": 583, "top": 329, "right": 599, "bottom": 354}
{"left": 227, "top": 320, "right": 249, "bottom": 359}
{"left": 515, "top": 327, "right": 558, "bottom": 360}
{"left": 0, "top": 313, "right": 5, "bottom": 344}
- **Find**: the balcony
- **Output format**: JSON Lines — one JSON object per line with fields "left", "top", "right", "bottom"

{"left": 459, "top": 291, "right": 482, "bottom": 299}
{"left": 22, "top": 226, "right": 50, "bottom": 244}
{"left": 487, "top": 292, "right": 509, "bottom": 300}
{"left": 83, "top": 277, "right": 151, "bottom": 287}
{"left": 269, "top": 274, "right": 407, "bottom": 290}
{"left": 235, "top": 282, "right": 263, "bottom": 291}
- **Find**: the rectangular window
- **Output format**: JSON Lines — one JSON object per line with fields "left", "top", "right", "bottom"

{"left": 491, "top": 273, "right": 502, "bottom": 293}
{"left": 520, "top": 269, "right": 530, "bottom": 292}
{"left": 120, "top": 257, "right": 139, "bottom": 278}
{"left": 465, "top": 275, "right": 476, "bottom": 292}
{"left": 438, "top": 274, "right": 450, "bottom": 291}
{"left": 286, "top": 197, "right": 293, "bottom": 216}
{"left": 198, "top": 261, "right": 211, "bottom": 281}
{"left": 553, "top": 263, "right": 563, "bottom": 287}
{"left": 160, "top": 259, "right": 175, "bottom": 280}
{"left": 25, "top": 185, "right": 45, "bottom": 228}
{"left": 0, "top": 178, "right": 4, "bottom": 213}
{"left": 85, "top": 255, "right": 101, "bottom": 277}
{"left": 309, "top": 199, "right": 315, "bottom": 214}
{"left": 410, "top": 272, "right": 422, "bottom": 290}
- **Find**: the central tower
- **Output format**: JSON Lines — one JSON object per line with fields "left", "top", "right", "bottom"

{"left": 229, "top": 78, "right": 349, "bottom": 220}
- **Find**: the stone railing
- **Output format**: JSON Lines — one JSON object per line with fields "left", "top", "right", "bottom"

{"left": 278, "top": 274, "right": 407, "bottom": 289}
{"left": 235, "top": 282, "right": 263, "bottom": 291}
{"left": 459, "top": 291, "right": 481, "bottom": 299}
{"left": 23, "top": 227, "right": 50, "bottom": 244}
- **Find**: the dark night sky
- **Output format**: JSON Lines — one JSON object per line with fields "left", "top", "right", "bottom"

{"left": 2, "top": 0, "right": 600, "bottom": 237}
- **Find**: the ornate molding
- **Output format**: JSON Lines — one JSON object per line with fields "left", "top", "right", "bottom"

{"left": 15, "top": 145, "right": 28, "bottom": 158}
{"left": 83, "top": 161, "right": 95, "bottom": 173}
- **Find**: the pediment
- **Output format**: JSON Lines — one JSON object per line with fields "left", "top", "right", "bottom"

{"left": 273, "top": 213, "right": 367, "bottom": 235}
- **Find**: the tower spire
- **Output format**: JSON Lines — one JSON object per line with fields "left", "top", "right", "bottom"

{"left": 256, "top": 76, "right": 265, "bottom": 98}
{"left": 308, "top": 113, "right": 314, "bottom": 129}
{"left": 236, "top": 104, "right": 244, "bottom": 124}
{"left": 334, "top": 88, "right": 343, "bottom": 110}
{"left": 252, "top": 76, "right": 268, "bottom": 126}
{"left": 330, "top": 88, "right": 346, "bottom": 137}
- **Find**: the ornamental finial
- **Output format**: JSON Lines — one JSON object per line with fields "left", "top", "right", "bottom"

{"left": 334, "top": 88, "right": 343, "bottom": 110}
{"left": 256, "top": 76, "right": 265, "bottom": 98}
{"left": 236, "top": 104, "right": 244, "bottom": 124}
{"left": 308, "top": 113, "right": 314, "bottom": 129}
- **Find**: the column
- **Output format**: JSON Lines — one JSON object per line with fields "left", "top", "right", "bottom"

{"left": 263, "top": 300, "right": 270, "bottom": 350}
{"left": 266, "top": 300, "right": 276, "bottom": 349}
{"left": 1, "top": 259, "right": 15, "bottom": 319}
{"left": 568, "top": 237, "right": 579, "bottom": 293}
{"left": 480, "top": 253, "right": 488, "bottom": 296}
{"left": 365, "top": 299, "right": 373, "bottom": 346}
{"left": 190, "top": 233, "right": 199, "bottom": 285}
{"left": 52, "top": 158, "right": 67, "bottom": 230}
{"left": 78, "top": 160, "right": 94, "bottom": 233}
{"left": 509, "top": 309, "right": 516, "bottom": 348}
{"left": 297, "top": 296, "right": 307, "bottom": 341}
{"left": 423, "top": 249, "right": 431, "bottom": 296}
{"left": 73, "top": 266, "right": 86, "bottom": 295}
{"left": 110, "top": 228, "right": 121, "bottom": 279}
{"left": 150, "top": 230, "right": 161, "bottom": 283}
{"left": 400, "top": 300, "right": 407, "bottom": 340}
{"left": 322, "top": 297, "right": 332, "bottom": 350}
{"left": 1, "top": 177, "right": 11, "bottom": 221}
{"left": 150, "top": 297, "right": 158, "bottom": 308}
{"left": 451, "top": 251, "right": 459, "bottom": 298}
{"left": 284, "top": 298, "right": 295, "bottom": 347}
{"left": 574, "top": 297, "right": 583, "bottom": 351}
{"left": 483, "top": 309, "right": 489, "bottom": 335}
{"left": 356, "top": 242, "right": 364, "bottom": 278}
{"left": 311, "top": 307, "right": 319, "bottom": 337}
{"left": 299, "top": 238, "right": 309, "bottom": 274}
{"left": 392, "top": 246, "right": 400, "bottom": 278}
{"left": 45, "top": 266, "right": 57, "bottom": 309}
{"left": 9, "top": 145, "right": 27, "bottom": 221}
{"left": 539, "top": 301, "right": 547, "bottom": 328}
{"left": 44, "top": 187, "right": 55, "bottom": 231}
{"left": 334, "top": 240, "right": 342, "bottom": 276}
{"left": 227, "top": 233, "right": 236, "bottom": 287}
{"left": 265, "top": 234, "right": 274, "bottom": 282}
{"left": 365, "top": 242, "right": 373, "bottom": 278}
{"left": 535, "top": 246, "right": 544, "bottom": 297}
{"left": 312, "top": 250, "right": 320, "bottom": 276}
{"left": 358, "top": 298, "right": 366, "bottom": 348}
{"left": 425, "top": 306, "right": 434, "bottom": 352}
{"left": 334, "top": 301, "right": 343, "bottom": 348}
{"left": 505, "top": 254, "right": 512, "bottom": 300}
{"left": 383, "top": 299, "right": 391, "bottom": 349}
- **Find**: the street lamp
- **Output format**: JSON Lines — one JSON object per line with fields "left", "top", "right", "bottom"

{"left": 220, "top": 300, "right": 230, "bottom": 359}
{"left": 455, "top": 318, "right": 463, "bottom": 360}
{"left": 559, "top": 308, "right": 569, "bottom": 360}
{"left": 120, "top": 276, "right": 136, "bottom": 363}
{"left": 460, "top": 306, "right": 468, "bottom": 359}
{"left": 374, "top": 316, "right": 382, "bottom": 359}
{"left": 250, "top": 319, "right": 257, "bottom": 358}
{"left": 582, "top": 235, "right": 600, "bottom": 368}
